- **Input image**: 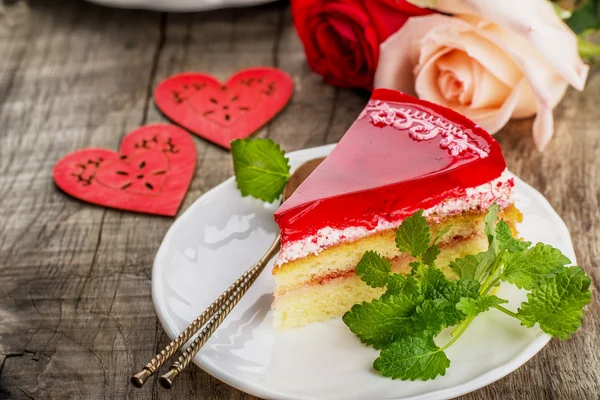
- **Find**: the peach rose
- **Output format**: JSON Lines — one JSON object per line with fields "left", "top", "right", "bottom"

{"left": 374, "top": 0, "right": 589, "bottom": 150}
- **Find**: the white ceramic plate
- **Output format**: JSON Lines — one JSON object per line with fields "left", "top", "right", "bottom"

{"left": 85, "top": 0, "right": 276, "bottom": 12}
{"left": 152, "top": 144, "right": 576, "bottom": 400}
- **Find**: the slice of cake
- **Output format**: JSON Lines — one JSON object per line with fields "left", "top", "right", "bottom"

{"left": 272, "top": 89, "right": 522, "bottom": 330}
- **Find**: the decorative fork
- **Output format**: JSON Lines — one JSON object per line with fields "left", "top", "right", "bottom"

{"left": 130, "top": 157, "right": 323, "bottom": 388}
{"left": 131, "top": 238, "right": 279, "bottom": 388}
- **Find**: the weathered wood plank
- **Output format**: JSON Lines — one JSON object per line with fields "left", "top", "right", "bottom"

{"left": 0, "top": 0, "right": 598, "bottom": 399}
{"left": 0, "top": 1, "right": 165, "bottom": 399}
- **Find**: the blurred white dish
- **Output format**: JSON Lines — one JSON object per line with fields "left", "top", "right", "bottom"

{"left": 85, "top": 0, "right": 276, "bottom": 12}
{"left": 152, "top": 144, "right": 576, "bottom": 400}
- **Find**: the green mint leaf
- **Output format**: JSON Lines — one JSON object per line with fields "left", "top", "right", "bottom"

{"left": 412, "top": 298, "right": 462, "bottom": 336}
{"left": 421, "top": 267, "right": 480, "bottom": 302}
{"left": 449, "top": 278, "right": 481, "bottom": 301}
{"left": 433, "top": 225, "right": 452, "bottom": 244}
{"left": 450, "top": 252, "right": 492, "bottom": 281}
{"left": 438, "top": 278, "right": 481, "bottom": 326}
{"left": 456, "top": 295, "right": 508, "bottom": 317}
{"left": 420, "top": 266, "right": 449, "bottom": 299}
{"left": 422, "top": 244, "right": 440, "bottom": 266}
{"left": 421, "top": 267, "right": 480, "bottom": 326}
{"left": 501, "top": 243, "right": 570, "bottom": 290}
{"left": 484, "top": 203, "right": 500, "bottom": 254}
{"left": 356, "top": 251, "right": 392, "bottom": 288}
{"left": 373, "top": 336, "right": 450, "bottom": 381}
{"left": 343, "top": 295, "right": 421, "bottom": 348}
{"left": 395, "top": 210, "right": 430, "bottom": 258}
{"left": 231, "top": 138, "right": 290, "bottom": 202}
{"left": 476, "top": 249, "right": 498, "bottom": 282}
{"left": 517, "top": 267, "right": 591, "bottom": 339}
{"left": 409, "top": 260, "right": 425, "bottom": 276}
{"left": 386, "top": 274, "right": 420, "bottom": 298}
{"left": 410, "top": 300, "right": 446, "bottom": 336}
{"left": 497, "top": 220, "right": 531, "bottom": 253}
{"left": 449, "top": 205, "right": 502, "bottom": 282}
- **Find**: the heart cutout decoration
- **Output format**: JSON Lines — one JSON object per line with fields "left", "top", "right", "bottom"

{"left": 53, "top": 124, "right": 196, "bottom": 216}
{"left": 154, "top": 67, "right": 294, "bottom": 149}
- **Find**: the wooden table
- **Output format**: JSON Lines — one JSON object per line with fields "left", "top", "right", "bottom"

{"left": 0, "top": 1, "right": 598, "bottom": 399}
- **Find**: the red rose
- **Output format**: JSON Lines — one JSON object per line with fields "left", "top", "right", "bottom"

{"left": 292, "top": 0, "right": 433, "bottom": 89}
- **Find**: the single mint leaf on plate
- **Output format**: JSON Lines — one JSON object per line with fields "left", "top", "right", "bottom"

{"left": 497, "top": 220, "right": 531, "bottom": 253}
{"left": 343, "top": 294, "right": 421, "bottom": 348}
{"left": 395, "top": 210, "right": 430, "bottom": 258}
{"left": 456, "top": 295, "right": 508, "bottom": 317}
{"left": 517, "top": 267, "right": 591, "bottom": 339}
{"left": 422, "top": 244, "right": 440, "bottom": 266}
{"left": 356, "top": 251, "right": 391, "bottom": 288}
{"left": 386, "top": 274, "right": 420, "bottom": 298}
{"left": 501, "top": 243, "right": 570, "bottom": 290}
{"left": 373, "top": 336, "right": 450, "bottom": 381}
{"left": 231, "top": 138, "right": 290, "bottom": 203}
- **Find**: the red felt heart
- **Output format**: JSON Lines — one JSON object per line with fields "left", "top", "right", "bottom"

{"left": 154, "top": 67, "right": 294, "bottom": 149}
{"left": 53, "top": 124, "right": 196, "bottom": 216}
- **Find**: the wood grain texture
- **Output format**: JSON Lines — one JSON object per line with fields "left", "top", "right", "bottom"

{"left": 0, "top": 1, "right": 598, "bottom": 399}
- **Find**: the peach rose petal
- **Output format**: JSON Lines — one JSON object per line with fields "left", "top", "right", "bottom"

{"left": 436, "top": 51, "right": 474, "bottom": 104}
{"left": 376, "top": 14, "right": 457, "bottom": 94}
{"left": 433, "top": 0, "right": 589, "bottom": 90}
{"left": 420, "top": 16, "right": 522, "bottom": 88}
{"left": 416, "top": 52, "right": 526, "bottom": 134}
{"left": 415, "top": 46, "right": 455, "bottom": 106}
{"left": 375, "top": 9, "right": 587, "bottom": 150}
{"left": 467, "top": 20, "right": 570, "bottom": 148}
{"left": 510, "top": 80, "right": 537, "bottom": 119}
{"left": 533, "top": 102, "right": 554, "bottom": 151}
{"left": 449, "top": 29, "right": 521, "bottom": 87}
{"left": 379, "top": 14, "right": 525, "bottom": 134}
{"left": 470, "top": 61, "right": 511, "bottom": 110}
{"left": 466, "top": 78, "right": 528, "bottom": 134}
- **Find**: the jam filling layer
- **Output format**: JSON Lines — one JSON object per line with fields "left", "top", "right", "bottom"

{"left": 276, "top": 172, "right": 514, "bottom": 265}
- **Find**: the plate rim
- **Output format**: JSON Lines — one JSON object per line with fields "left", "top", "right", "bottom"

{"left": 152, "top": 143, "right": 575, "bottom": 400}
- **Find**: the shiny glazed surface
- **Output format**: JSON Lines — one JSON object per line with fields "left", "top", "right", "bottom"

{"left": 275, "top": 89, "right": 506, "bottom": 244}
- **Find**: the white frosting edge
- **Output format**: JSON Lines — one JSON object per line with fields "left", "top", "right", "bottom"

{"left": 275, "top": 170, "right": 515, "bottom": 265}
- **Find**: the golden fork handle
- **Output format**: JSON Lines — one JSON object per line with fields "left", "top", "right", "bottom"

{"left": 130, "top": 235, "right": 279, "bottom": 388}
{"left": 159, "top": 236, "right": 281, "bottom": 388}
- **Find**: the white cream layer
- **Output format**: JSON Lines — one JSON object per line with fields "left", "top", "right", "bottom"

{"left": 276, "top": 170, "right": 515, "bottom": 266}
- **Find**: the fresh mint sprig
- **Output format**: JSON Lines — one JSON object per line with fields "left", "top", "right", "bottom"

{"left": 343, "top": 206, "right": 591, "bottom": 381}
{"left": 231, "top": 138, "right": 291, "bottom": 203}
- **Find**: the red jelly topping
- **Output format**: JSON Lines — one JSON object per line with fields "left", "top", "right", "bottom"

{"left": 275, "top": 89, "right": 506, "bottom": 245}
